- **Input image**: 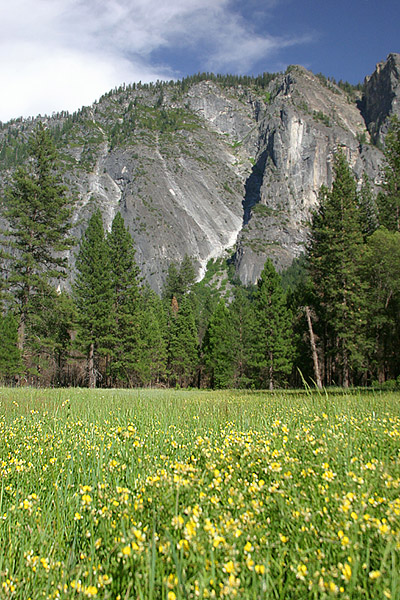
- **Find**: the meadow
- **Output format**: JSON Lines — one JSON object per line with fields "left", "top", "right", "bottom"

{"left": 0, "top": 387, "right": 399, "bottom": 600}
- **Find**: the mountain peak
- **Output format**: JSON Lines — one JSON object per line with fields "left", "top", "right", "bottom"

{"left": 0, "top": 55, "right": 398, "bottom": 290}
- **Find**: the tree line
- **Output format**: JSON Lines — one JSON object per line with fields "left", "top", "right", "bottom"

{"left": 1, "top": 120, "right": 400, "bottom": 389}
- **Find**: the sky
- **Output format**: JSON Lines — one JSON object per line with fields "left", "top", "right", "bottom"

{"left": 0, "top": 0, "right": 399, "bottom": 123}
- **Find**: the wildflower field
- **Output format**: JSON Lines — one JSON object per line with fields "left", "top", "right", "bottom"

{"left": 1, "top": 387, "right": 399, "bottom": 600}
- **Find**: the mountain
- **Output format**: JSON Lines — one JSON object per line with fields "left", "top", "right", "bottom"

{"left": 1, "top": 53, "right": 400, "bottom": 292}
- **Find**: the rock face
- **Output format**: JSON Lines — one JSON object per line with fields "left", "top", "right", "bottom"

{"left": 234, "top": 65, "right": 383, "bottom": 284}
{"left": 1, "top": 54, "right": 399, "bottom": 291}
{"left": 362, "top": 53, "right": 400, "bottom": 144}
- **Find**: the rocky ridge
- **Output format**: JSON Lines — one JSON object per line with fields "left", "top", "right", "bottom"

{"left": 1, "top": 54, "right": 399, "bottom": 291}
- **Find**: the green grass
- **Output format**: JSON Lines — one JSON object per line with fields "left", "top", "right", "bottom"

{"left": 0, "top": 387, "right": 399, "bottom": 599}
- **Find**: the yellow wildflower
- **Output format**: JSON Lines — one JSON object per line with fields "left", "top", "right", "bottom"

{"left": 369, "top": 570, "right": 381, "bottom": 580}
{"left": 341, "top": 563, "right": 352, "bottom": 582}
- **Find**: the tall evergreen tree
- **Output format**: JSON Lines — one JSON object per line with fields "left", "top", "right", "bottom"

{"left": 107, "top": 212, "right": 141, "bottom": 385}
{"left": 229, "top": 286, "right": 257, "bottom": 388}
{"left": 135, "top": 286, "right": 168, "bottom": 386}
{"left": 180, "top": 254, "right": 196, "bottom": 291}
{"left": 358, "top": 175, "right": 379, "bottom": 240}
{"left": 74, "top": 210, "right": 113, "bottom": 387}
{"left": 2, "top": 123, "right": 74, "bottom": 354}
{"left": 307, "top": 150, "right": 367, "bottom": 386}
{"left": 362, "top": 227, "right": 400, "bottom": 382}
{"left": 377, "top": 116, "right": 400, "bottom": 232}
{"left": 251, "top": 259, "right": 293, "bottom": 390}
{"left": 202, "top": 299, "right": 235, "bottom": 388}
{"left": 162, "top": 254, "right": 196, "bottom": 303}
{"left": 167, "top": 294, "right": 198, "bottom": 387}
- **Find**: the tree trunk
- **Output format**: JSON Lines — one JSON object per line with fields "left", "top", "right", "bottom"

{"left": 305, "top": 306, "right": 323, "bottom": 389}
{"left": 88, "top": 342, "right": 96, "bottom": 388}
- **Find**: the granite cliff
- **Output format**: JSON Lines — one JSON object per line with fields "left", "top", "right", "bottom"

{"left": 1, "top": 53, "right": 399, "bottom": 291}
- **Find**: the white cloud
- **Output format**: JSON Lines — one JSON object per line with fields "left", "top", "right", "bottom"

{"left": 0, "top": 0, "right": 313, "bottom": 122}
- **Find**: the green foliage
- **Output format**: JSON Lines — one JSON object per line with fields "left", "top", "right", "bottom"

{"left": 0, "top": 128, "right": 30, "bottom": 169}
{"left": 107, "top": 212, "right": 142, "bottom": 386}
{"left": 251, "top": 203, "right": 275, "bottom": 217}
{"left": 337, "top": 78, "right": 364, "bottom": 98}
{"left": 358, "top": 175, "right": 379, "bottom": 240}
{"left": 135, "top": 286, "right": 167, "bottom": 386}
{"left": 0, "top": 312, "right": 22, "bottom": 381}
{"left": 167, "top": 295, "right": 198, "bottom": 387}
{"left": 280, "top": 254, "right": 308, "bottom": 291}
{"left": 228, "top": 286, "right": 257, "bottom": 388}
{"left": 202, "top": 300, "right": 235, "bottom": 388}
{"left": 361, "top": 227, "right": 400, "bottom": 382}
{"left": 162, "top": 254, "right": 196, "bottom": 303}
{"left": 74, "top": 209, "right": 114, "bottom": 387}
{"left": 307, "top": 151, "right": 368, "bottom": 386}
{"left": 178, "top": 71, "right": 278, "bottom": 94}
{"left": 251, "top": 259, "right": 293, "bottom": 389}
{"left": 2, "top": 123, "right": 75, "bottom": 356}
{"left": 356, "top": 131, "right": 368, "bottom": 145}
{"left": 314, "top": 73, "right": 364, "bottom": 98}
{"left": 313, "top": 110, "right": 331, "bottom": 127}
{"left": 377, "top": 116, "right": 400, "bottom": 231}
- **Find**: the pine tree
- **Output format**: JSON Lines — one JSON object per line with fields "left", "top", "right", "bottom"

{"left": 251, "top": 259, "right": 293, "bottom": 390}
{"left": 3, "top": 123, "right": 74, "bottom": 354}
{"left": 163, "top": 263, "right": 181, "bottom": 302}
{"left": 107, "top": 212, "right": 141, "bottom": 385}
{"left": 180, "top": 254, "right": 196, "bottom": 291}
{"left": 167, "top": 294, "right": 198, "bottom": 387}
{"left": 358, "top": 175, "right": 378, "bottom": 240}
{"left": 307, "top": 150, "right": 367, "bottom": 386}
{"left": 362, "top": 227, "right": 400, "bottom": 382}
{"left": 162, "top": 254, "right": 196, "bottom": 303}
{"left": 377, "top": 116, "right": 400, "bottom": 231}
{"left": 229, "top": 286, "right": 256, "bottom": 388}
{"left": 74, "top": 210, "right": 113, "bottom": 387}
{"left": 202, "top": 299, "right": 235, "bottom": 388}
{"left": 135, "top": 286, "right": 168, "bottom": 386}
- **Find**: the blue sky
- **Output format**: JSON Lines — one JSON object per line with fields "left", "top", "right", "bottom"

{"left": 0, "top": 0, "right": 398, "bottom": 123}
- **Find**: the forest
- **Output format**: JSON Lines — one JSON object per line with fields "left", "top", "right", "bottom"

{"left": 0, "top": 118, "right": 400, "bottom": 390}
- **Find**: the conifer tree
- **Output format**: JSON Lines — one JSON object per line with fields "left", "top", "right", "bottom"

{"left": 135, "top": 286, "right": 168, "bottom": 386}
{"left": 377, "top": 116, "right": 400, "bottom": 231}
{"left": 162, "top": 254, "right": 196, "bottom": 303}
{"left": 362, "top": 227, "right": 400, "bottom": 382}
{"left": 167, "top": 294, "right": 198, "bottom": 387}
{"left": 229, "top": 286, "right": 256, "bottom": 388}
{"left": 202, "top": 299, "right": 235, "bottom": 388}
{"left": 251, "top": 259, "right": 293, "bottom": 390}
{"left": 180, "top": 254, "right": 196, "bottom": 291}
{"left": 163, "top": 263, "right": 181, "bottom": 302}
{"left": 3, "top": 123, "right": 74, "bottom": 354}
{"left": 107, "top": 212, "right": 141, "bottom": 385}
{"left": 307, "top": 150, "right": 367, "bottom": 386}
{"left": 74, "top": 210, "right": 113, "bottom": 387}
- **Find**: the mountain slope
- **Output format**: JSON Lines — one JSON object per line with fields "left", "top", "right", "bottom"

{"left": 1, "top": 54, "right": 399, "bottom": 291}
